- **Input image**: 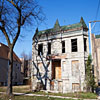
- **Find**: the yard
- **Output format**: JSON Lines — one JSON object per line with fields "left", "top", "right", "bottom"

{"left": 0, "top": 94, "right": 79, "bottom": 100}
{"left": 0, "top": 85, "right": 31, "bottom": 93}
{"left": 0, "top": 85, "right": 98, "bottom": 100}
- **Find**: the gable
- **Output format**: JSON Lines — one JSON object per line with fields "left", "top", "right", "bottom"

{"left": 0, "top": 43, "right": 21, "bottom": 63}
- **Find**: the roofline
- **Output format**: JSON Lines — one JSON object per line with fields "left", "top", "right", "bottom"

{"left": 0, "top": 42, "right": 9, "bottom": 48}
{"left": 0, "top": 43, "right": 21, "bottom": 63}
{"left": 33, "top": 22, "right": 88, "bottom": 37}
{"left": 34, "top": 26, "right": 88, "bottom": 37}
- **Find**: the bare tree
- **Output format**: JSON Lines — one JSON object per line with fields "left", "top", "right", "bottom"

{"left": 21, "top": 50, "right": 28, "bottom": 60}
{"left": 0, "top": 0, "right": 44, "bottom": 96}
{"left": 32, "top": 29, "right": 51, "bottom": 91}
{"left": 21, "top": 50, "right": 32, "bottom": 60}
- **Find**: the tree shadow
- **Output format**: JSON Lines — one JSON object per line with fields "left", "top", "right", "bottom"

{"left": 32, "top": 54, "right": 50, "bottom": 91}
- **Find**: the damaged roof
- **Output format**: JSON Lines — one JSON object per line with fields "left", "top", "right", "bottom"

{"left": 33, "top": 17, "right": 88, "bottom": 38}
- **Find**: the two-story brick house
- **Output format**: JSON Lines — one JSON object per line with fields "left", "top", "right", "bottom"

{"left": 31, "top": 17, "right": 89, "bottom": 93}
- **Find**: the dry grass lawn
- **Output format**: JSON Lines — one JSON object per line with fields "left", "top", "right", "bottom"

{"left": 0, "top": 85, "right": 31, "bottom": 93}
{"left": 0, "top": 85, "right": 98, "bottom": 99}
{"left": 0, "top": 94, "right": 77, "bottom": 100}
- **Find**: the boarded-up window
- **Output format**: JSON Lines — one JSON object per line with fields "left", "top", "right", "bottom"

{"left": 52, "top": 60, "right": 61, "bottom": 79}
{"left": 37, "top": 62, "right": 44, "bottom": 76}
{"left": 50, "top": 81, "right": 54, "bottom": 90}
{"left": 58, "top": 81, "right": 62, "bottom": 92}
{"left": 72, "top": 83, "right": 80, "bottom": 91}
{"left": 72, "top": 60, "right": 79, "bottom": 77}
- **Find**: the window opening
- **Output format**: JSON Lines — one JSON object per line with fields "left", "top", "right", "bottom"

{"left": 38, "top": 44, "right": 43, "bottom": 55}
{"left": 71, "top": 39, "right": 77, "bottom": 52}
{"left": 48, "top": 43, "right": 51, "bottom": 54}
{"left": 62, "top": 41, "right": 65, "bottom": 53}
{"left": 84, "top": 38, "right": 87, "bottom": 51}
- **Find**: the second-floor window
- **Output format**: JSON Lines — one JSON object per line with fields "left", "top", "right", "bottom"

{"left": 48, "top": 43, "right": 51, "bottom": 54}
{"left": 62, "top": 41, "right": 65, "bottom": 53}
{"left": 38, "top": 44, "right": 43, "bottom": 55}
{"left": 71, "top": 39, "right": 77, "bottom": 52}
{"left": 84, "top": 38, "right": 87, "bottom": 52}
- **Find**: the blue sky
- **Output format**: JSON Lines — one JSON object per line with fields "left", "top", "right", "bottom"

{"left": 0, "top": 0, "right": 100, "bottom": 57}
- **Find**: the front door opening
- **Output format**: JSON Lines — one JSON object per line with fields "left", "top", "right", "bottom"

{"left": 52, "top": 60, "right": 61, "bottom": 79}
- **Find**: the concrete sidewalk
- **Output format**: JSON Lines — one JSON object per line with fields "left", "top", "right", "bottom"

{"left": 0, "top": 92, "right": 98, "bottom": 100}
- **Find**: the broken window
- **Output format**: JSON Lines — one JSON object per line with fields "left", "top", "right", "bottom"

{"left": 84, "top": 38, "right": 87, "bottom": 52}
{"left": 48, "top": 43, "right": 51, "bottom": 54}
{"left": 71, "top": 39, "right": 77, "bottom": 52}
{"left": 62, "top": 41, "right": 65, "bottom": 53}
{"left": 38, "top": 44, "right": 43, "bottom": 55}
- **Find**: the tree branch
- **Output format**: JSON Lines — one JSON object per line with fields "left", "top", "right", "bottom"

{"left": 0, "top": 26, "right": 11, "bottom": 46}
{"left": 21, "top": 12, "right": 33, "bottom": 25}
{"left": 12, "top": 9, "right": 21, "bottom": 48}
{"left": 7, "top": 0, "right": 19, "bottom": 10}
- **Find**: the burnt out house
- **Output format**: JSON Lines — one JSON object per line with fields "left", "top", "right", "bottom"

{"left": 31, "top": 17, "right": 89, "bottom": 93}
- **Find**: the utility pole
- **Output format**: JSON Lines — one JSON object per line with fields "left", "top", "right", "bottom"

{"left": 89, "top": 20, "right": 100, "bottom": 83}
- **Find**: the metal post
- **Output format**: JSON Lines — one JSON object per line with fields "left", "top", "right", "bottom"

{"left": 89, "top": 22, "right": 92, "bottom": 56}
{"left": 89, "top": 20, "right": 100, "bottom": 57}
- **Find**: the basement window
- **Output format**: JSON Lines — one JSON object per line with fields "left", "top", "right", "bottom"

{"left": 62, "top": 41, "right": 65, "bottom": 53}
{"left": 38, "top": 44, "right": 43, "bottom": 55}
{"left": 48, "top": 43, "right": 51, "bottom": 54}
{"left": 71, "top": 39, "right": 77, "bottom": 52}
{"left": 84, "top": 38, "right": 87, "bottom": 52}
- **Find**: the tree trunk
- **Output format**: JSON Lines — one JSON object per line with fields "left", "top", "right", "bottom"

{"left": 6, "top": 47, "right": 13, "bottom": 96}
{"left": 92, "top": 86, "right": 94, "bottom": 93}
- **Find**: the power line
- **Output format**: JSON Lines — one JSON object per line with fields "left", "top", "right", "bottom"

{"left": 92, "top": 31, "right": 100, "bottom": 33}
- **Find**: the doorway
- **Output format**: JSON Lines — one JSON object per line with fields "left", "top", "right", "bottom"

{"left": 52, "top": 60, "right": 61, "bottom": 79}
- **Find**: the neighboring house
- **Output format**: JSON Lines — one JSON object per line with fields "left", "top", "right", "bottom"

{"left": 91, "top": 34, "right": 100, "bottom": 83}
{"left": 20, "top": 58, "right": 32, "bottom": 85}
{"left": 32, "top": 17, "right": 89, "bottom": 93}
{"left": 0, "top": 43, "right": 23, "bottom": 86}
